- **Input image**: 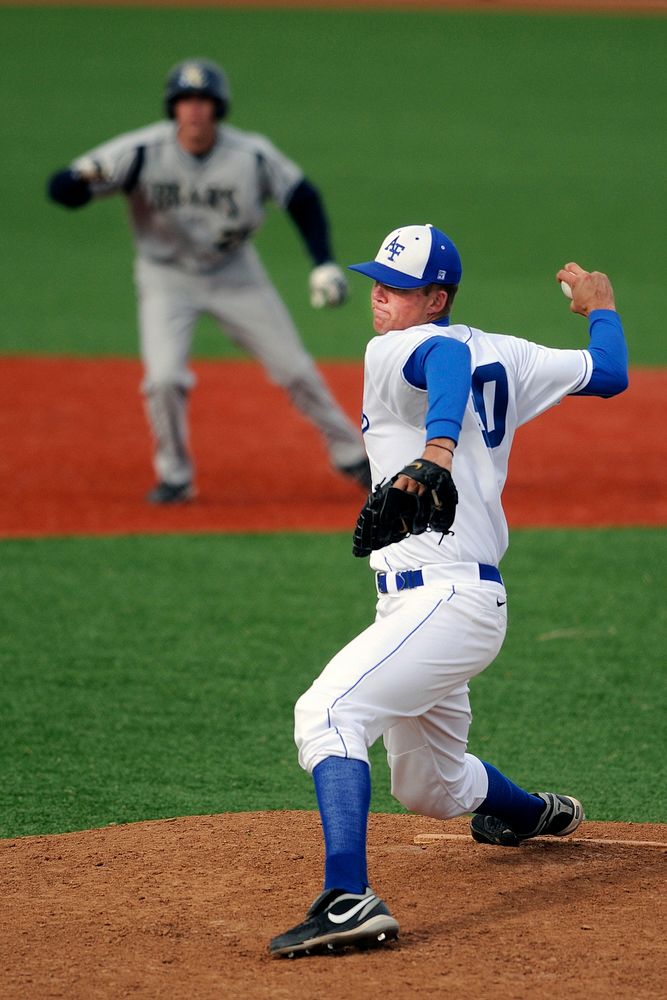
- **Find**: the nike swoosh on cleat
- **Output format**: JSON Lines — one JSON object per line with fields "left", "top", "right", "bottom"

{"left": 327, "top": 895, "right": 377, "bottom": 925}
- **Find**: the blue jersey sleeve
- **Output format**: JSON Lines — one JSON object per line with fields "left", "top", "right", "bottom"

{"left": 574, "top": 309, "right": 628, "bottom": 397}
{"left": 402, "top": 336, "right": 472, "bottom": 442}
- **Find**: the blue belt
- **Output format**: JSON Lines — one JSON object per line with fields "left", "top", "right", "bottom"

{"left": 376, "top": 563, "right": 502, "bottom": 594}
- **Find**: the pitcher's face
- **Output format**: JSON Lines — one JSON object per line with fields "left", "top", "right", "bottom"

{"left": 370, "top": 282, "right": 447, "bottom": 335}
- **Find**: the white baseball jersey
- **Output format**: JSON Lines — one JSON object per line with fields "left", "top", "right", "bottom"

{"left": 73, "top": 121, "right": 303, "bottom": 274}
{"left": 363, "top": 322, "right": 593, "bottom": 571}
{"left": 295, "top": 312, "right": 623, "bottom": 821}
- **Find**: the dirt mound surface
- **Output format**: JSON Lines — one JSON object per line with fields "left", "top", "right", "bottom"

{"left": 2, "top": 811, "right": 664, "bottom": 999}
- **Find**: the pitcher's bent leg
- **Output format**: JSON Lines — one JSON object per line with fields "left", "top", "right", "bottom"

{"left": 384, "top": 697, "right": 489, "bottom": 820}
{"left": 295, "top": 586, "right": 503, "bottom": 776}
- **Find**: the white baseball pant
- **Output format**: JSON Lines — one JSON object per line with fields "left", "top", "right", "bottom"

{"left": 295, "top": 566, "right": 508, "bottom": 819}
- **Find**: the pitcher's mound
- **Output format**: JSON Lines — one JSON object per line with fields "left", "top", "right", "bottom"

{"left": 2, "top": 810, "right": 664, "bottom": 998}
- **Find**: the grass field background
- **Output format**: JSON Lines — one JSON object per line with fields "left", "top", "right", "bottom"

{"left": 2, "top": 529, "right": 665, "bottom": 838}
{"left": 1, "top": 6, "right": 665, "bottom": 839}
{"left": 3, "top": 5, "right": 666, "bottom": 362}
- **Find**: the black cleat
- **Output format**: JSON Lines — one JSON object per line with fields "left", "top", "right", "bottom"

{"left": 471, "top": 792, "right": 585, "bottom": 847}
{"left": 268, "top": 887, "right": 399, "bottom": 958}
{"left": 146, "top": 481, "right": 195, "bottom": 505}
{"left": 338, "top": 458, "right": 372, "bottom": 491}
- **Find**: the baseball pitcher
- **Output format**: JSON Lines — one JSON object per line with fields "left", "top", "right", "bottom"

{"left": 269, "top": 224, "right": 628, "bottom": 957}
{"left": 47, "top": 58, "right": 369, "bottom": 502}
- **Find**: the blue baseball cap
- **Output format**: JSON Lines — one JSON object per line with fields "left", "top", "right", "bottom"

{"left": 348, "top": 224, "right": 462, "bottom": 288}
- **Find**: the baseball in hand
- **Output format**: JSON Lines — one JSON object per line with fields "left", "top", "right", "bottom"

{"left": 560, "top": 280, "right": 573, "bottom": 300}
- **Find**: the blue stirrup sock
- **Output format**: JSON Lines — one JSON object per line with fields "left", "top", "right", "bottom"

{"left": 476, "top": 761, "right": 546, "bottom": 833}
{"left": 313, "top": 756, "right": 370, "bottom": 894}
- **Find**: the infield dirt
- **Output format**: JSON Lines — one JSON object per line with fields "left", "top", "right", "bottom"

{"left": 1, "top": 358, "right": 665, "bottom": 537}
{"left": 6, "top": 0, "right": 666, "bottom": 12}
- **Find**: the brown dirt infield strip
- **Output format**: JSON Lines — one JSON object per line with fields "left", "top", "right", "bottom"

{"left": 1, "top": 357, "right": 665, "bottom": 537}
{"left": 5, "top": 0, "right": 666, "bottom": 13}
{"left": 1, "top": 812, "right": 665, "bottom": 999}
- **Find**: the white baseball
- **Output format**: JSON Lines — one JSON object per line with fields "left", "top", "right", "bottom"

{"left": 560, "top": 280, "right": 573, "bottom": 300}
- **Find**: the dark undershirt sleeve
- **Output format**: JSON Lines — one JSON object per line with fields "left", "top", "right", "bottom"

{"left": 285, "top": 178, "right": 333, "bottom": 266}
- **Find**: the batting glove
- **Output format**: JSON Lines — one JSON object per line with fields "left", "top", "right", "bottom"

{"left": 309, "top": 263, "right": 349, "bottom": 309}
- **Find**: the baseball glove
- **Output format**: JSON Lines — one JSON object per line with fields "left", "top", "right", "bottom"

{"left": 352, "top": 459, "right": 458, "bottom": 557}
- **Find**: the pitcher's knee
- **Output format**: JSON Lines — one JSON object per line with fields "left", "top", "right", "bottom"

{"left": 389, "top": 749, "right": 479, "bottom": 819}
{"left": 392, "top": 779, "right": 465, "bottom": 819}
{"left": 294, "top": 689, "right": 369, "bottom": 775}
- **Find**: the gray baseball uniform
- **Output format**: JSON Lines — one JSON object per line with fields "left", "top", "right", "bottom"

{"left": 50, "top": 116, "right": 366, "bottom": 493}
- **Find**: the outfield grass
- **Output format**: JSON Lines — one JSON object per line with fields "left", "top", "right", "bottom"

{"left": 2, "top": 7, "right": 666, "bottom": 363}
{"left": 1, "top": 528, "right": 664, "bottom": 838}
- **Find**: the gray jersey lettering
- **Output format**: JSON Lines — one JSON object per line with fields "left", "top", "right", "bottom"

{"left": 72, "top": 121, "right": 303, "bottom": 274}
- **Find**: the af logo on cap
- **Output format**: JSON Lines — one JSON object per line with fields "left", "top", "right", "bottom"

{"left": 384, "top": 237, "right": 406, "bottom": 263}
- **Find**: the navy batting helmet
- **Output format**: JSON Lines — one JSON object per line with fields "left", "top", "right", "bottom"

{"left": 164, "top": 59, "right": 230, "bottom": 120}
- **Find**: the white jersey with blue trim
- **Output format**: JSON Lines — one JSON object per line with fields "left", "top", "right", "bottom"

{"left": 72, "top": 121, "right": 303, "bottom": 274}
{"left": 363, "top": 322, "right": 593, "bottom": 571}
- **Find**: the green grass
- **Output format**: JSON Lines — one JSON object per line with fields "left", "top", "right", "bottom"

{"left": 1, "top": 528, "right": 664, "bottom": 838}
{"left": 2, "top": 7, "right": 666, "bottom": 362}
